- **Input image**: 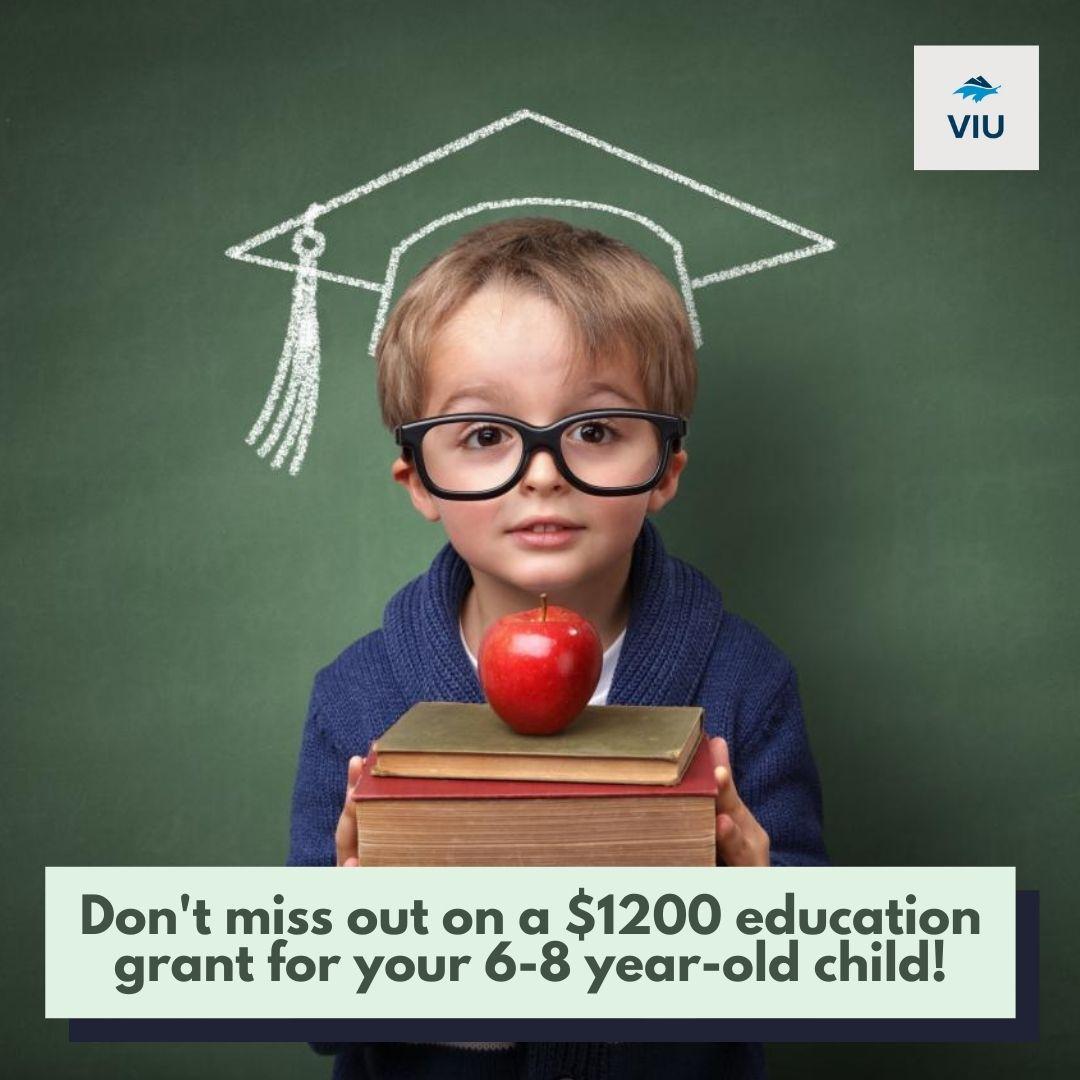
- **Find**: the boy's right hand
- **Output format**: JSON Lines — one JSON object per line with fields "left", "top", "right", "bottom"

{"left": 335, "top": 755, "right": 365, "bottom": 867}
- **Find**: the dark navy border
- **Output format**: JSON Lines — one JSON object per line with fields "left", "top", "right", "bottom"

{"left": 68, "top": 890, "right": 1038, "bottom": 1044}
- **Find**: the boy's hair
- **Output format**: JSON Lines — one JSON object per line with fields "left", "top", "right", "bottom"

{"left": 375, "top": 217, "right": 698, "bottom": 430}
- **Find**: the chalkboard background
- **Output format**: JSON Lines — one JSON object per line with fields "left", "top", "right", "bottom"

{"left": 5, "top": 1, "right": 1078, "bottom": 1076}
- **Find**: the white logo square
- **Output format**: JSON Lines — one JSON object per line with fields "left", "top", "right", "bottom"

{"left": 914, "top": 45, "right": 1039, "bottom": 170}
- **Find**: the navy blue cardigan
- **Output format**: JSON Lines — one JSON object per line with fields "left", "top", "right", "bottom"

{"left": 287, "top": 517, "right": 828, "bottom": 1078}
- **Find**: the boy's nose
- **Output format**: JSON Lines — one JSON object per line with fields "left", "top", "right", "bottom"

{"left": 519, "top": 447, "right": 567, "bottom": 492}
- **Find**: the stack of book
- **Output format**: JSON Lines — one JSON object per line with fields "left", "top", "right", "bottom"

{"left": 352, "top": 702, "right": 716, "bottom": 866}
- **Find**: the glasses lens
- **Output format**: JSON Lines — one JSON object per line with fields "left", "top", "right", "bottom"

{"left": 421, "top": 419, "right": 524, "bottom": 493}
{"left": 560, "top": 416, "right": 663, "bottom": 488}
{"left": 419, "top": 414, "right": 665, "bottom": 494}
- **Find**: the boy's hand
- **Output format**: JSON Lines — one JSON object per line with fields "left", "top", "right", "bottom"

{"left": 335, "top": 755, "right": 365, "bottom": 867}
{"left": 708, "top": 737, "right": 770, "bottom": 867}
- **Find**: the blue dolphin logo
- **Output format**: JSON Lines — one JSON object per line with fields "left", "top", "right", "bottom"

{"left": 954, "top": 75, "right": 1001, "bottom": 103}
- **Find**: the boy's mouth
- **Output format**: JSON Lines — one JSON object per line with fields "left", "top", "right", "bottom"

{"left": 507, "top": 516, "right": 584, "bottom": 534}
{"left": 507, "top": 517, "right": 585, "bottom": 547}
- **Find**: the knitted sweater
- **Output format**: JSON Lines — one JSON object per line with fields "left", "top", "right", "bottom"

{"left": 287, "top": 517, "right": 829, "bottom": 1079}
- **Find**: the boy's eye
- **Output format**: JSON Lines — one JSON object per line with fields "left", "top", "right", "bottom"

{"left": 460, "top": 424, "right": 514, "bottom": 449}
{"left": 566, "top": 420, "right": 620, "bottom": 445}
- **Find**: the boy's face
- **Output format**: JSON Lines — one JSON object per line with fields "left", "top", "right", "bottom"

{"left": 391, "top": 283, "right": 688, "bottom": 601}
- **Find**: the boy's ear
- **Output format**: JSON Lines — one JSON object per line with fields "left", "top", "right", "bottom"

{"left": 391, "top": 455, "right": 442, "bottom": 523}
{"left": 646, "top": 448, "right": 688, "bottom": 514}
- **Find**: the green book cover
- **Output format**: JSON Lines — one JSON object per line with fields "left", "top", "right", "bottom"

{"left": 373, "top": 701, "right": 702, "bottom": 762}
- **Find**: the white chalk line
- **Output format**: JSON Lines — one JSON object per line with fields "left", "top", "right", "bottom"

{"left": 692, "top": 239, "right": 837, "bottom": 287}
{"left": 224, "top": 106, "right": 836, "bottom": 293}
{"left": 246, "top": 236, "right": 324, "bottom": 473}
{"left": 233, "top": 252, "right": 383, "bottom": 291}
{"left": 521, "top": 110, "right": 833, "bottom": 246}
{"left": 368, "top": 198, "right": 703, "bottom": 357}
{"left": 225, "top": 110, "right": 540, "bottom": 265}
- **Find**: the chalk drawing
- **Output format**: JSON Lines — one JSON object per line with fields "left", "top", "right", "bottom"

{"left": 243, "top": 207, "right": 325, "bottom": 474}
{"left": 227, "top": 107, "right": 837, "bottom": 474}
{"left": 370, "top": 198, "right": 703, "bottom": 357}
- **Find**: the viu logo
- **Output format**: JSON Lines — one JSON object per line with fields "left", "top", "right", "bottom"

{"left": 948, "top": 75, "right": 1004, "bottom": 139}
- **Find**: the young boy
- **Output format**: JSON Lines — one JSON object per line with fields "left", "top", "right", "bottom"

{"left": 287, "top": 217, "right": 828, "bottom": 1079}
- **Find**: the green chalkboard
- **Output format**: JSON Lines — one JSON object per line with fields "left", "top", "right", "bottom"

{"left": 5, "top": 1, "right": 1078, "bottom": 1076}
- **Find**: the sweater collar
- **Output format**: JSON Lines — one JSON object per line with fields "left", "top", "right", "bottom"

{"left": 381, "top": 517, "right": 725, "bottom": 708}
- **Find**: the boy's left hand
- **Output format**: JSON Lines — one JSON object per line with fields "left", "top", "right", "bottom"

{"left": 708, "top": 736, "right": 770, "bottom": 867}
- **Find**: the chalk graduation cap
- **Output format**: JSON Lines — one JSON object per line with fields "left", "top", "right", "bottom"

{"left": 226, "top": 108, "right": 836, "bottom": 475}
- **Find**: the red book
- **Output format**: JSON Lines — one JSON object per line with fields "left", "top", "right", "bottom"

{"left": 352, "top": 738, "right": 717, "bottom": 866}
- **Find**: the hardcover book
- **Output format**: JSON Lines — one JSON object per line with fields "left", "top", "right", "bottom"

{"left": 370, "top": 701, "right": 703, "bottom": 785}
{"left": 352, "top": 736, "right": 718, "bottom": 867}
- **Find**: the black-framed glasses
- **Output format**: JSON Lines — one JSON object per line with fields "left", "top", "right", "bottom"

{"left": 394, "top": 409, "right": 688, "bottom": 500}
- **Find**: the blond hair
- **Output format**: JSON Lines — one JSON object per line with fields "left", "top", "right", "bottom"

{"left": 374, "top": 217, "right": 697, "bottom": 430}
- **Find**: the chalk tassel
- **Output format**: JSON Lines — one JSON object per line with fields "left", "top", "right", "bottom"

{"left": 246, "top": 217, "right": 326, "bottom": 475}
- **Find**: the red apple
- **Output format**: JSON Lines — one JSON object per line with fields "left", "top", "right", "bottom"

{"left": 478, "top": 594, "right": 603, "bottom": 735}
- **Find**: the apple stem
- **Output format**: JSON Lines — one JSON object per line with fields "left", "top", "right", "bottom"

{"left": 540, "top": 592, "right": 547, "bottom": 622}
